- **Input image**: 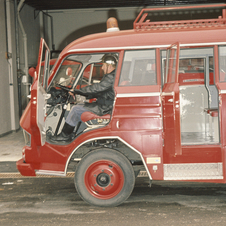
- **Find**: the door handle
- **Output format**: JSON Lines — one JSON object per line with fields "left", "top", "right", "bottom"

{"left": 116, "top": 121, "right": 120, "bottom": 129}
{"left": 168, "top": 98, "right": 173, "bottom": 102}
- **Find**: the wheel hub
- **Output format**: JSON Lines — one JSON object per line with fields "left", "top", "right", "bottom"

{"left": 96, "top": 173, "right": 110, "bottom": 187}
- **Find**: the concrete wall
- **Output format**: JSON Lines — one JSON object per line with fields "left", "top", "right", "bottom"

{"left": 0, "top": 0, "right": 12, "bottom": 135}
{"left": 46, "top": 7, "right": 142, "bottom": 53}
{"left": 0, "top": 0, "right": 40, "bottom": 135}
{"left": 0, "top": 0, "right": 20, "bottom": 135}
{"left": 46, "top": 6, "right": 223, "bottom": 53}
{"left": 18, "top": 3, "right": 40, "bottom": 110}
{"left": 18, "top": 4, "right": 40, "bottom": 67}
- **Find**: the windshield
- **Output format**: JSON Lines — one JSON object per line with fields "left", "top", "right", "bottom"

{"left": 48, "top": 53, "right": 107, "bottom": 90}
{"left": 49, "top": 58, "right": 82, "bottom": 90}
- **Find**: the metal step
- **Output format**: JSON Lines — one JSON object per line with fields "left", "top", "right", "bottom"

{"left": 164, "top": 163, "right": 223, "bottom": 180}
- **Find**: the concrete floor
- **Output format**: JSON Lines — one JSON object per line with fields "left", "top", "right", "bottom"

{"left": 0, "top": 130, "right": 24, "bottom": 174}
{"left": 1, "top": 177, "right": 226, "bottom": 226}
{"left": 0, "top": 130, "right": 24, "bottom": 162}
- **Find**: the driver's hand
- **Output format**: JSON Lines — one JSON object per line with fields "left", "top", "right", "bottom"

{"left": 69, "top": 89, "right": 75, "bottom": 100}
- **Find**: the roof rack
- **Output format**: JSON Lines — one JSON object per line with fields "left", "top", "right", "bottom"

{"left": 134, "top": 4, "right": 226, "bottom": 31}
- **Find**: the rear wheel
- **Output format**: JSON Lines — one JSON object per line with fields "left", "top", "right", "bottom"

{"left": 74, "top": 148, "right": 135, "bottom": 207}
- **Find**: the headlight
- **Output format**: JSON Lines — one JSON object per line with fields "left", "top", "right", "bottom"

{"left": 23, "top": 130, "right": 31, "bottom": 147}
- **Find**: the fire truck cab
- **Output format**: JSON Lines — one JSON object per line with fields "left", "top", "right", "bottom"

{"left": 17, "top": 4, "right": 226, "bottom": 207}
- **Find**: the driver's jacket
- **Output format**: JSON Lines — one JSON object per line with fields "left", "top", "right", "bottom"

{"left": 78, "top": 70, "right": 115, "bottom": 116}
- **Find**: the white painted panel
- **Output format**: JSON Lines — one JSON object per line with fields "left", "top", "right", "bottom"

{"left": 180, "top": 85, "right": 208, "bottom": 133}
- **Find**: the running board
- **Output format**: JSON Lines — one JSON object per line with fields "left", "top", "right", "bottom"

{"left": 164, "top": 163, "right": 223, "bottom": 180}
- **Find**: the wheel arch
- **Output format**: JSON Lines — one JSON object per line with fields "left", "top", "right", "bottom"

{"left": 65, "top": 136, "right": 152, "bottom": 180}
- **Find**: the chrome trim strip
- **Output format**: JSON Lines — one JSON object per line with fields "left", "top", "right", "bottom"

{"left": 116, "top": 92, "right": 160, "bottom": 98}
{"left": 68, "top": 45, "right": 170, "bottom": 53}
{"left": 179, "top": 84, "right": 205, "bottom": 89}
{"left": 220, "top": 90, "right": 226, "bottom": 94}
{"left": 68, "top": 42, "right": 226, "bottom": 53}
{"left": 65, "top": 136, "right": 153, "bottom": 180}
{"left": 35, "top": 170, "right": 66, "bottom": 177}
{"left": 161, "top": 92, "right": 174, "bottom": 96}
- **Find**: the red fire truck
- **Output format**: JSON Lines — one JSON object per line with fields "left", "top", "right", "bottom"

{"left": 17, "top": 4, "right": 226, "bottom": 207}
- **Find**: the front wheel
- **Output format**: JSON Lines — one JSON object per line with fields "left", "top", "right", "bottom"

{"left": 74, "top": 149, "right": 135, "bottom": 207}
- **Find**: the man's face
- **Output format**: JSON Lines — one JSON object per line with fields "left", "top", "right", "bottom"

{"left": 102, "top": 63, "right": 108, "bottom": 75}
{"left": 102, "top": 63, "right": 114, "bottom": 75}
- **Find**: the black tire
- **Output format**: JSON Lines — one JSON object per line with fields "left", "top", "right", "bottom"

{"left": 74, "top": 148, "right": 135, "bottom": 207}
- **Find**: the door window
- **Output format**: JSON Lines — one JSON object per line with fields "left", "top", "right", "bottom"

{"left": 80, "top": 63, "right": 104, "bottom": 87}
{"left": 39, "top": 46, "right": 50, "bottom": 91}
{"left": 119, "top": 50, "right": 156, "bottom": 86}
{"left": 165, "top": 44, "right": 179, "bottom": 83}
{"left": 219, "top": 46, "right": 226, "bottom": 82}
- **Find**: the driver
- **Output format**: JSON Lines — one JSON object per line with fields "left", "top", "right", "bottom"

{"left": 50, "top": 53, "right": 118, "bottom": 142}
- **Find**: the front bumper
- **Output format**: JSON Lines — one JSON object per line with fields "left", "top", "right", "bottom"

{"left": 16, "top": 158, "right": 36, "bottom": 176}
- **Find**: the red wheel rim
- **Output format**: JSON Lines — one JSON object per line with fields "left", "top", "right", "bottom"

{"left": 84, "top": 160, "right": 124, "bottom": 199}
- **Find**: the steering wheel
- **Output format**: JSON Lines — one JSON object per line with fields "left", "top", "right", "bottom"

{"left": 47, "top": 85, "right": 69, "bottom": 106}
{"left": 56, "top": 83, "right": 72, "bottom": 92}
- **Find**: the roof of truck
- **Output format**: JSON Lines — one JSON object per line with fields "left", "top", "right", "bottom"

{"left": 60, "top": 26, "right": 226, "bottom": 56}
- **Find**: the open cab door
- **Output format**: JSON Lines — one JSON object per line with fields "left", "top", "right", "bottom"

{"left": 31, "top": 38, "right": 50, "bottom": 146}
{"left": 162, "top": 43, "right": 182, "bottom": 156}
